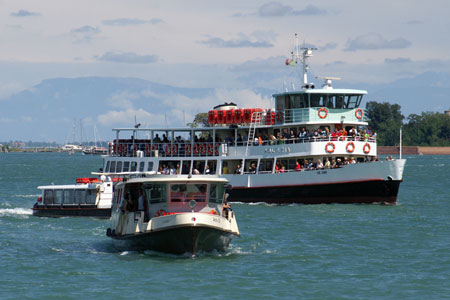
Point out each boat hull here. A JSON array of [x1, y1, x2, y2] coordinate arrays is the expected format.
[[230, 179, 401, 204], [109, 225, 234, 254], [32, 204, 111, 218]]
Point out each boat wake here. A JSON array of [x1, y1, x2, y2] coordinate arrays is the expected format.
[[0, 207, 33, 217]]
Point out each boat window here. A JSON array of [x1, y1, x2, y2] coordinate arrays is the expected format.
[[123, 161, 130, 172], [205, 160, 217, 175], [158, 161, 180, 174], [222, 159, 243, 175], [130, 161, 137, 172], [335, 95, 345, 108], [86, 189, 96, 204], [346, 95, 360, 109], [110, 161, 116, 174], [244, 160, 258, 174], [290, 94, 307, 108], [139, 162, 145, 172], [44, 190, 54, 205], [310, 94, 327, 107], [143, 183, 166, 204], [116, 161, 123, 173], [64, 190, 74, 204], [259, 159, 274, 174], [326, 95, 335, 108], [209, 183, 224, 203], [54, 190, 63, 204], [276, 96, 284, 110], [105, 161, 110, 173], [75, 190, 86, 204], [147, 162, 154, 172], [192, 160, 205, 175], [181, 161, 191, 174]]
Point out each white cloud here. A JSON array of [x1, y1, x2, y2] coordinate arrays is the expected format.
[[345, 33, 411, 51], [95, 51, 158, 64], [98, 108, 161, 127]]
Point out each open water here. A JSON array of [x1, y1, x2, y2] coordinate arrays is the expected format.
[[0, 152, 449, 299]]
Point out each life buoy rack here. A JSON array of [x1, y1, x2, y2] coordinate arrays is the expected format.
[[207, 144, 214, 156], [193, 144, 199, 155], [318, 107, 328, 119], [325, 142, 335, 153], [276, 112, 284, 123], [199, 144, 207, 156], [346, 142, 355, 153], [355, 108, 363, 120], [363, 143, 371, 154], [155, 209, 166, 217], [214, 144, 220, 155]]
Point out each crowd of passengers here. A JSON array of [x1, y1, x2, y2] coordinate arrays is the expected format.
[[116, 127, 376, 157]]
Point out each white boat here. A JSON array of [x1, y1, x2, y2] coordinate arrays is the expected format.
[[32, 176, 114, 218], [61, 144, 82, 152], [100, 37, 406, 204], [106, 175, 240, 254]]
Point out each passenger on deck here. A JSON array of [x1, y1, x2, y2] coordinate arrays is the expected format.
[[222, 162, 229, 174], [205, 164, 211, 175], [234, 164, 242, 174], [324, 157, 331, 169], [316, 160, 324, 169], [222, 199, 231, 219], [269, 133, 277, 145], [295, 161, 302, 171], [248, 163, 256, 174]]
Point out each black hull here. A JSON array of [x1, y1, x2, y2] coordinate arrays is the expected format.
[[32, 204, 111, 218], [109, 226, 234, 254], [229, 180, 402, 204]]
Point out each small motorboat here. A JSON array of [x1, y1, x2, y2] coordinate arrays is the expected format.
[[106, 175, 240, 254], [32, 176, 114, 218]]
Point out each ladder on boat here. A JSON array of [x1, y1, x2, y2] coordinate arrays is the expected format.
[[245, 111, 264, 156]]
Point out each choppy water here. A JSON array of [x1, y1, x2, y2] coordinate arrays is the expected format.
[[0, 153, 449, 299]]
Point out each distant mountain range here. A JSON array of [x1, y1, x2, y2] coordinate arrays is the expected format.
[[2, 72, 449, 142]]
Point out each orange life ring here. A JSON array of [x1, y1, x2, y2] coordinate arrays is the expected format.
[[185, 144, 192, 156], [276, 112, 284, 123], [363, 143, 371, 154], [155, 209, 166, 217], [346, 142, 355, 153], [172, 144, 178, 156], [164, 144, 171, 155], [214, 144, 220, 155], [355, 108, 363, 120], [199, 144, 207, 156], [207, 143, 214, 156], [145, 144, 151, 156], [318, 107, 328, 119], [325, 142, 335, 153], [193, 144, 199, 155]]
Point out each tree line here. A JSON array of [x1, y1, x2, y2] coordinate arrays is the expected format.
[[365, 101, 450, 146]]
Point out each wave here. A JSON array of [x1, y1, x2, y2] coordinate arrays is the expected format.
[[0, 207, 33, 216], [16, 194, 40, 198]]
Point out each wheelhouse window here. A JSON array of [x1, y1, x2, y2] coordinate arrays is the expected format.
[[105, 161, 110, 173], [44, 190, 54, 205], [110, 161, 116, 174], [143, 183, 166, 204], [123, 161, 130, 172], [139, 162, 145, 172], [169, 183, 208, 212], [209, 183, 224, 204], [290, 94, 308, 108], [147, 162, 154, 172], [116, 161, 123, 173], [130, 161, 137, 172]]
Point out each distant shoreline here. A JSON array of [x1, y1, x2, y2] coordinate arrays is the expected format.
[[378, 146, 450, 155]]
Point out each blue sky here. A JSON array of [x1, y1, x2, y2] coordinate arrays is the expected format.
[[1, 0, 450, 142]]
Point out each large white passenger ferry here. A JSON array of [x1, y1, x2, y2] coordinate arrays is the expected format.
[[100, 39, 406, 204]]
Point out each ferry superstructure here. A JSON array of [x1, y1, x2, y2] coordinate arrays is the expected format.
[[100, 38, 406, 204]]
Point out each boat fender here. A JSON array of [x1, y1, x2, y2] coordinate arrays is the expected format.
[[325, 142, 335, 153], [355, 108, 363, 120], [346, 142, 355, 153], [363, 143, 371, 154], [318, 107, 328, 119]]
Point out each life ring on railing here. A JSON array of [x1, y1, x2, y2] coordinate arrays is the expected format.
[[172, 144, 178, 156], [346, 142, 355, 153], [214, 144, 220, 155], [185, 144, 192, 156], [207, 144, 214, 155], [145, 144, 152, 156], [199, 144, 207, 156], [355, 108, 363, 120], [325, 142, 335, 153], [276, 112, 284, 123], [155, 209, 166, 217], [318, 107, 328, 119], [121, 144, 127, 156], [193, 144, 199, 155], [164, 144, 171, 156], [363, 143, 371, 154], [151, 144, 158, 152]]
